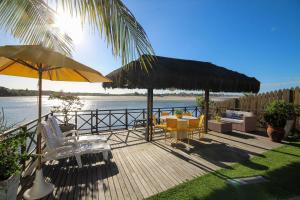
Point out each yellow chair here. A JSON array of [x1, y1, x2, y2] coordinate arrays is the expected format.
[[183, 112, 192, 116], [153, 115, 167, 133], [187, 115, 205, 143], [161, 111, 169, 116], [198, 115, 205, 138], [187, 118, 200, 143], [165, 118, 177, 143]]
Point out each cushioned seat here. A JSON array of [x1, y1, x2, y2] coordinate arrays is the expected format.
[[221, 118, 243, 124], [221, 110, 256, 132]]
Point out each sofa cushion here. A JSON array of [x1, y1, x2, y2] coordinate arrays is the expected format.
[[226, 110, 254, 118], [221, 117, 243, 124]]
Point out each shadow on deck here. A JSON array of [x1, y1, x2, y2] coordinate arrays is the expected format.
[[18, 129, 281, 200]]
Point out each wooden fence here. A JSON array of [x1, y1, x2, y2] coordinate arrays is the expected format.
[[215, 87, 300, 131]]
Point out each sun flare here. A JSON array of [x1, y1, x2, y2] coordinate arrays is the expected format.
[[54, 11, 84, 45]]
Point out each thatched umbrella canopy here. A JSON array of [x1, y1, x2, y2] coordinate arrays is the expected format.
[[103, 55, 260, 141], [103, 55, 260, 92]]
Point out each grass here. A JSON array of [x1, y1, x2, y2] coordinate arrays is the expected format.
[[148, 140, 300, 200]]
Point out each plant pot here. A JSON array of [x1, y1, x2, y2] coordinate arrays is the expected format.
[[176, 114, 182, 119], [0, 173, 20, 200], [267, 125, 285, 142], [59, 123, 75, 133], [284, 119, 294, 138]]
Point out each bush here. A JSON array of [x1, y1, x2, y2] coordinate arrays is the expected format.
[[0, 108, 27, 181], [175, 109, 183, 115], [0, 133, 27, 180], [196, 96, 215, 111], [264, 100, 296, 128]]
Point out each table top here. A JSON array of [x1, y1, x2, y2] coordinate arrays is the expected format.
[[160, 115, 197, 121]]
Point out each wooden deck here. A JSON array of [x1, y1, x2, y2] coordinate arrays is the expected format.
[[18, 129, 281, 200]]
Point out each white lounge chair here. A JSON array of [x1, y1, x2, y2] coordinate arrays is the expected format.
[[47, 116, 107, 146], [24, 123, 111, 177], [41, 122, 111, 167]]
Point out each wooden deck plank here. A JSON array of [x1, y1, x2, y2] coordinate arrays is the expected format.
[[124, 146, 163, 194], [109, 156, 125, 200], [113, 148, 142, 200], [118, 146, 152, 198], [18, 130, 280, 200], [95, 154, 106, 200]]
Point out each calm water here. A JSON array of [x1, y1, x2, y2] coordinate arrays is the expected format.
[[0, 96, 197, 125]]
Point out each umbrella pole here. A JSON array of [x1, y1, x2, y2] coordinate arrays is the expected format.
[[37, 66, 42, 169], [23, 65, 54, 200]]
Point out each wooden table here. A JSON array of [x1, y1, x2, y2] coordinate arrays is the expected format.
[[160, 115, 197, 139], [208, 120, 232, 133]]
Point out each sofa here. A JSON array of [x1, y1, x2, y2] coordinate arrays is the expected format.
[[221, 110, 256, 132]]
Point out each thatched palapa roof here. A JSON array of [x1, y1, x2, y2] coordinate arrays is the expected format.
[[103, 55, 260, 93]]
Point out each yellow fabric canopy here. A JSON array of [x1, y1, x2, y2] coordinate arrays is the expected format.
[[0, 45, 111, 186], [0, 45, 111, 82]]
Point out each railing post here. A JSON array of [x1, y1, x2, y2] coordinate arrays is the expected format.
[[125, 109, 128, 130], [96, 109, 99, 133], [158, 108, 161, 124], [109, 110, 112, 131], [21, 126, 27, 171], [75, 111, 77, 130], [91, 110, 93, 134], [142, 109, 146, 126]]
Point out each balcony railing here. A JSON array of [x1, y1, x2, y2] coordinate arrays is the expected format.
[[0, 105, 201, 175]]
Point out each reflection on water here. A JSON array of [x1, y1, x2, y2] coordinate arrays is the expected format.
[[0, 96, 197, 125]]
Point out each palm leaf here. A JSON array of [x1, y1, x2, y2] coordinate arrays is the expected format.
[[0, 0, 155, 69], [57, 0, 155, 69], [0, 0, 73, 55]]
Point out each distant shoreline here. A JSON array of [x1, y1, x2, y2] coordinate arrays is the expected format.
[[0, 95, 237, 102]]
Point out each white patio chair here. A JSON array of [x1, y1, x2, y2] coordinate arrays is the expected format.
[[47, 116, 107, 146], [24, 123, 111, 177], [41, 122, 83, 167]]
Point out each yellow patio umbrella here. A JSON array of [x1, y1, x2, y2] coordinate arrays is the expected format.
[[0, 45, 111, 199]]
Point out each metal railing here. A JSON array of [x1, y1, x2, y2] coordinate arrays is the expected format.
[[53, 106, 201, 133], [0, 105, 201, 174]]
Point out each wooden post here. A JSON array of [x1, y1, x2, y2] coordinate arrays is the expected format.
[[146, 88, 153, 141], [204, 89, 209, 134]]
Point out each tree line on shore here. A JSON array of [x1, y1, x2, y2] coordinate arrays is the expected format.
[[0, 86, 237, 97]]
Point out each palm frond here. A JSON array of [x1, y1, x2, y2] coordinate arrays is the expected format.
[[58, 0, 155, 69], [0, 0, 73, 55]]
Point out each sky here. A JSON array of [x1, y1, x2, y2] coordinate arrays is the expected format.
[[0, 0, 299, 94]]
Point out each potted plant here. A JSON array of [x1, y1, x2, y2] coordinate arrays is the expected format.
[[196, 96, 215, 116], [215, 115, 221, 122], [49, 92, 84, 132], [0, 109, 26, 200], [175, 109, 183, 119], [284, 103, 297, 138], [264, 100, 293, 142]]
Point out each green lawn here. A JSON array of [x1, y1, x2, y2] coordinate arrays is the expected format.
[[148, 140, 300, 200]]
